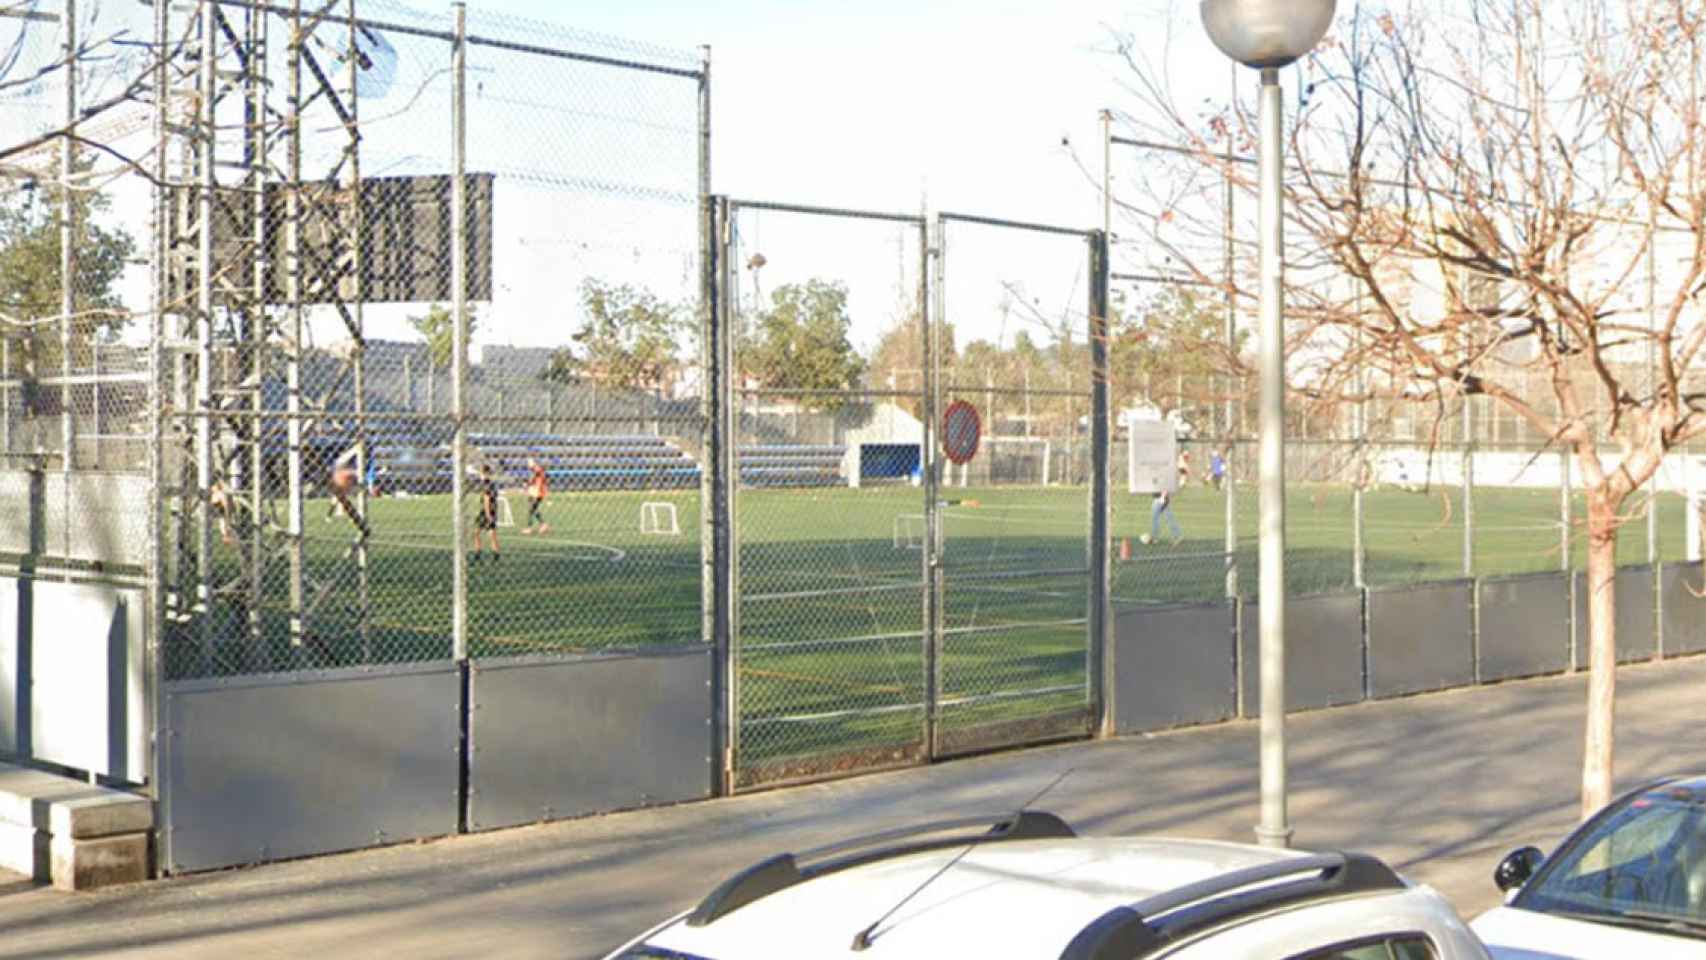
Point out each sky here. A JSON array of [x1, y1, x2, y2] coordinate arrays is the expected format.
[[0, 0, 1267, 359], [445, 0, 1236, 356]]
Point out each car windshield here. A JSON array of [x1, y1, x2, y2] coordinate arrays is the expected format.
[[1516, 785, 1706, 938]]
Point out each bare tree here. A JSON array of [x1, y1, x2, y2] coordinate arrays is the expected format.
[[1116, 0, 1706, 815]]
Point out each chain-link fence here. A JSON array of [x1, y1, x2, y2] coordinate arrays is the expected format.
[[1103, 128, 1704, 611]]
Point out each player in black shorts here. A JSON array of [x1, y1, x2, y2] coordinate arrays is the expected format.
[[471, 463, 502, 563]]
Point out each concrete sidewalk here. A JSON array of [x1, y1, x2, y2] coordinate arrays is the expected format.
[[1, 657, 1702, 959]]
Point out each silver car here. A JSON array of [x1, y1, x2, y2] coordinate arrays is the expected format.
[[605, 810, 1491, 959]]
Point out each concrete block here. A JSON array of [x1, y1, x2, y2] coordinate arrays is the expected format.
[[49, 793, 152, 839], [0, 818, 47, 879], [50, 832, 147, 891], [0, 762, 152, 837]]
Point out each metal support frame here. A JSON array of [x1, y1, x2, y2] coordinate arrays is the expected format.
[[154, 0, 370, 671]]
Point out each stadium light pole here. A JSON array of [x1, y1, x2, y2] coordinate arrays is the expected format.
[[1200, 0, 1336, 850]]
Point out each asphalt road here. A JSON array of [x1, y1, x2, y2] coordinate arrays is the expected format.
[[2, 656, 1702, 959]]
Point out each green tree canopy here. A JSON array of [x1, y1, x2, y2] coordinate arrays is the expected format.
[[542, 279, 688, 392], [741, 279, 866, 409], [865, 312, 956, 417], [0, 173, 138, 382], [1108, 287, 1244, 420], [408, 302, 479, 370]]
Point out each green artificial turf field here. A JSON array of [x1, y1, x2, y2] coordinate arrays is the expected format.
[[171, 479, 1688, 776]]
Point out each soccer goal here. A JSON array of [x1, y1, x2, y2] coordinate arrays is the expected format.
[[641, 501, 681, 536], [892, 513, 926, 551], [496, 494, 516, 528]]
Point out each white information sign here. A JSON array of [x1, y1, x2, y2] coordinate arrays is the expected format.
[[1127, 420, 1179, 495]]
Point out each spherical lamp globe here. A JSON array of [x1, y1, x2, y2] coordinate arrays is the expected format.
[[1200, 0, 1337, 69]]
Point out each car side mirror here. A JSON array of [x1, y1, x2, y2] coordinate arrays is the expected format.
[[1495, 846, 1545, 892]]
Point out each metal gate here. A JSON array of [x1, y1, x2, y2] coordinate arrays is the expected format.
[[722, 200, 933, 788], [717, 200, 1108, 786], [931, 214, 1107, 756]]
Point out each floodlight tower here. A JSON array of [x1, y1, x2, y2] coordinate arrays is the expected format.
[[165, 0, 370, 671]]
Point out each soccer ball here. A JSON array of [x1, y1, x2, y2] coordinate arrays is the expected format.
[[1138, 534, 1153, 545]]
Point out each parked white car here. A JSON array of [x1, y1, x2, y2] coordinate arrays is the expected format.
[[604, 811, 1491, 959], [1473, 774, 1706, 959]]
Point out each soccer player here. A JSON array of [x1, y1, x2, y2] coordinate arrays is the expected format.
[[522, 455, 550, 535], [471, 463, 502, 563], [210, 478, 237, 545], [325, 444, 360, 523]]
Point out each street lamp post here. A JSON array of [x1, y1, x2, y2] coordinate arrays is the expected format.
[[1200, 0, 1336, 850]]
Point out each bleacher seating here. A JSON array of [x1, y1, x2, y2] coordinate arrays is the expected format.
[[364, 432, 849, 493], [475, 433, 700, 490], [738, 444, 845, 487], [372, 432, 703, 493]]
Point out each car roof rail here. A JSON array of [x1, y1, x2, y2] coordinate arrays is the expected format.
[[684, 809, 1075, 928], [1058, 852, 1405, 960]]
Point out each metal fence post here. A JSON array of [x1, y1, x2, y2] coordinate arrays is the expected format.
[[696, 43, 730, 794], [1463, 392, 1475, 578], [1562, 448, 1574, 670], [449, 0, 471, 832], [720, 198, 740, 788], [59, 0, 77, 500], [146, 0, 170, 856], [1088, 229, 1112, 736], [927, 215, 947, 758], [1352, 291, 1365, 590], [195, 0, 216, 657], [450, 2, 468, 665], [285, 0, 307, 651], [1223, 101, 1239, 600], [921, 215, 940, 759], [702, 194, 728, 793]]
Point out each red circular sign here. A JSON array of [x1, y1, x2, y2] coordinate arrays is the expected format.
[[942, 400, 982, 465]]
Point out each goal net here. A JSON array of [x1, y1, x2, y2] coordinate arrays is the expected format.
[[641, 501, 681, 536], [892, 513, 926, 551], [497, 494, 516, 528]]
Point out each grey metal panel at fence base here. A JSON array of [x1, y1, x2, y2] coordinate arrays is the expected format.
[[1477, 572, 1571, 683], [1112, 600, 1235, 734], [467, 648, 714, 832], [0, 577, 23, 757], [1661, 563, 1706, 657], [1238, 592, 1363, 717], [1366, 580, 1474, 699], [0, 577, 146, 781], [1573, 567, 1657, 669], [162, 663, 460, 873]]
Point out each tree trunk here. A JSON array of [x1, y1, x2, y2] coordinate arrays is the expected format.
[[1581, 491, 1618, 818]]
